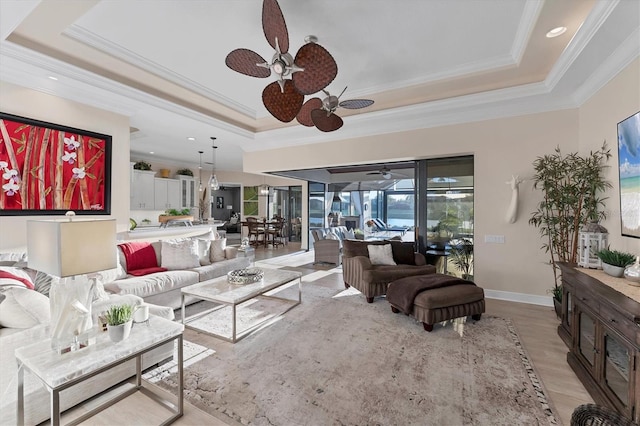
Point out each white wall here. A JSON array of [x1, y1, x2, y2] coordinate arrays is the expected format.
[[245, 58, 640, 301], [0, 81, 130, 250]]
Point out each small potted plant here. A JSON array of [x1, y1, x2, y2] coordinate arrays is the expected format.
[[133, 161, 152, 171], [105, 304, 134, 343], [596, 248, 636, 277], [176, 168, 194, 177]]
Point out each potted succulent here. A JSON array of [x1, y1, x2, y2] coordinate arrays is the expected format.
[[529, 142, 611, 315], [176, 168, 194, 177], [133, 161, 152, 171], [105, 304, 134, 343], [596, 248, 636, 277]]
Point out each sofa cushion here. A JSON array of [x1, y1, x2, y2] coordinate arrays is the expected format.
[[0, 287, 50, 328], [192, 256, 252, 281], [389, 241, 417, 265], [102, 270, 199, 299], [196, 239, 212, 266], [210, 238, 227, 262], [161, 240, 200, 270], [367, 244, 396, 266], [343, 239, 387, 258], [362, 265, 437, 285]]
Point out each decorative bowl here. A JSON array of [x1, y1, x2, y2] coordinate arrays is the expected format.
[[227, 268, 264, 285]]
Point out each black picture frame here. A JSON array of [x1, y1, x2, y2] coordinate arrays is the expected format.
[[0, 112, 112, 216]]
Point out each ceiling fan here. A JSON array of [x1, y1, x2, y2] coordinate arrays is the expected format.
[[366, 165, 412, 180], [225, 0, 338, 123], [296, 87, 374, 132]]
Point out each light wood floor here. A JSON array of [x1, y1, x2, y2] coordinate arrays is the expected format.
[[58, 246, 592, 426]]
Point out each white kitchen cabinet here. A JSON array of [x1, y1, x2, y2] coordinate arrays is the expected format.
[[130, 170, 156, 210], [154, 178, 180, 210], [178, 175, 198, 210]]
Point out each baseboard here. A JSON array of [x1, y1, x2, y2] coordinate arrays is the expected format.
[[484, 289, 553, 307]]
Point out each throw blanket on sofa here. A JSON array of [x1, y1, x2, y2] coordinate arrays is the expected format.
[[386, 274, 475, 314], [119, 242, 167, 275]]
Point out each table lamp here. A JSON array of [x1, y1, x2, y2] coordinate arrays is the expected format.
[[27, 213, 116, 353]]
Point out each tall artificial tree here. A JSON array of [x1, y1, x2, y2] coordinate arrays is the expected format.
[[529, 142, 611, 299]]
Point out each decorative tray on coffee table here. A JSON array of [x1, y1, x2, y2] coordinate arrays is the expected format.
[[227, 268, 264, 285]]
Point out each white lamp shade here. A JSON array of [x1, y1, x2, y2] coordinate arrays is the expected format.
[[27, 219, 117, 277]]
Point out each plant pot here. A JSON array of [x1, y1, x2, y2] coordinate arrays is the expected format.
[[158, 214, 194, 223], [553, 298, 561, 319], [159, 168, 170, 178], [602, 262, 625, 278], [107, 320, 133, 343]]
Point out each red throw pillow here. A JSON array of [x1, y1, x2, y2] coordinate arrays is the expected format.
[[128, 266, 168, 277], [118, 242, 158, 272], [0, 270, 35, 290]]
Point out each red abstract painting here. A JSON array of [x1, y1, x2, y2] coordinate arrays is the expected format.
[[0, 113, 111, 215]]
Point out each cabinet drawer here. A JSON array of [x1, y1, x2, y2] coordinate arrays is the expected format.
[[600, 302, 639, 346], [575, 292, 600, 313]]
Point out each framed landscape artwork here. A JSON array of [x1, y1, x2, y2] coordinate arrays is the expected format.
[[617, 111, 640, 238], [0, 112, 112, 215]]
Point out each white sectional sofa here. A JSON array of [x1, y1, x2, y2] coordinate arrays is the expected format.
[[0, 227, 250, 425], [103, 228, 251, 309]]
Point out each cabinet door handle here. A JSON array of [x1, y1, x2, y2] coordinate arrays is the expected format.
[[610, 318, 617, 323]]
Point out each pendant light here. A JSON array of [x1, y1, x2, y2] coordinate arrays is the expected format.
[[209, 137, 219, 191], [197, 150, 204, 192]]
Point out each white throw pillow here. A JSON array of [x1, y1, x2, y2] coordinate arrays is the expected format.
[[210, 238, 227, 262], [0, 287, 50, 328], [367, 244, 397, 266], [345, 229, 356, 240], [197, 239, 212, 266], [161, 240, 200, 270], [225, 246, 238, 259], [326, 231, 340, 240]]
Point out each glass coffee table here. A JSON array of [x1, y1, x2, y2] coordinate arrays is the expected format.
[[181, 269, 302, 343]]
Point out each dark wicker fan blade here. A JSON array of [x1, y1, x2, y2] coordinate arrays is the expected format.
[[263, 80, 304, 123], [263, 0, 289, 53], [339, 99, 374, 109], [296, 98, 322, 127], [311, 109, 343, 132], [292, 43, 338, 95], [226, 49, 271, 78]]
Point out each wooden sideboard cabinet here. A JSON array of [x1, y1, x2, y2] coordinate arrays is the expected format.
[[557, 262, 640, 423]]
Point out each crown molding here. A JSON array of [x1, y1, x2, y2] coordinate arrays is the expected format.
[[64, 24, 259, 120], [545, 0, 620, 91], [510, 0, 544, 65], [0, 41, 255, 139], [572, 27, 640, 106]]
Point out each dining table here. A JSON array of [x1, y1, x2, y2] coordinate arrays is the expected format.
[[240, 219, 283, 248]]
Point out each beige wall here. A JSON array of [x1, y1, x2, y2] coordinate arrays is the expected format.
[[245, 58, 640, 301], [0, 81, 131, 250], [578, 58, 640, 256]]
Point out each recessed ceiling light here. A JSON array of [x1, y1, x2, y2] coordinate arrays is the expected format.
[[149, 151, 154, 154], [546, 26, 567, 38], [187, 137, 195, 141], [48, 76, 58, 80]]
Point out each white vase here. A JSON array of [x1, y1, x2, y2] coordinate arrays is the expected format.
[[602, 262, 625, 278], [107, 320, 133, 343]]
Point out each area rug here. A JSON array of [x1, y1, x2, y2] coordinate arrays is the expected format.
[[158, 285, 557, 425]]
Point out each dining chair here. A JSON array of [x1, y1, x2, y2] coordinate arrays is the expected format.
[[266, 218, 285, 248], [247, 219, 265, 247]]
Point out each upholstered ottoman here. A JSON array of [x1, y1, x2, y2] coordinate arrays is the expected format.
[[387, 274, 485, 332]]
